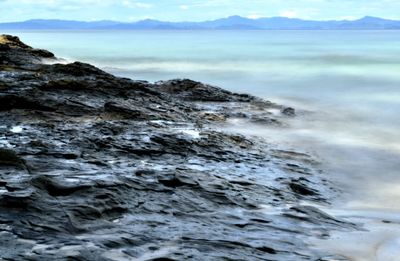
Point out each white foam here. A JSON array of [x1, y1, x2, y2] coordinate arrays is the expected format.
[[142, 136, 151, 143], [312, 222, 400, 261], [40, 57, 72, 65], [10, 126, 23, 133], [310, 206, 400, 261], [0, 139, 13, 148], [376, 236, 400, 261], [185, 164, 206, 171], [179, 129, 200, 139]]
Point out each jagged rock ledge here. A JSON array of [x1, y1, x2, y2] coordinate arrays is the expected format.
[[0, 35, 353, 261]]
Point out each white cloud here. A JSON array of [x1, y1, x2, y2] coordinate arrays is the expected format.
[[122, 0, 153, 8], [279, 10, 298, 18], [340, 16, 357, 20], [128, 15, 154, 21], [247, 14, 262, 19], [0, 0, 400, 23]]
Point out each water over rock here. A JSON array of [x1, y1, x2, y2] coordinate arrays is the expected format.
[[0, 34, 355, 261]]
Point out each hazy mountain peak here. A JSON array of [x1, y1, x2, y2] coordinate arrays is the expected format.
[[0, 16, 399, 30], [358, 16, 387, 21], [226, 15, 246, 19]]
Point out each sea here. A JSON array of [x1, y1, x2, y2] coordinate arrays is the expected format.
[[6, 30, 400, 260]]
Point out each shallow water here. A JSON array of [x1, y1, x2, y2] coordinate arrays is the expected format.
[[4, 30, 400, 260]]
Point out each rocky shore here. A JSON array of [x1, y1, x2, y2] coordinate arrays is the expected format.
[[0, 35, 355, 261]]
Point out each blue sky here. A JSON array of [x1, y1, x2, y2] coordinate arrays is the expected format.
[[0, 0, 399, 22]]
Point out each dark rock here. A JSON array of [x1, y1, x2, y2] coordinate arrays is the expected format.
[[0, 34, 55, 64], [0, 35, 353, 261], [104, 101, 146, 119], [48, 62, 112, 77], [155, 79, 256, 102], [0, 35, 32, 49], [40, 79, 91, 91], [282, 107, 296, 116], [289, 180, 318, 196], [0, 95, 55, 112], [0, 148, 24, 167], [30, 48, 55, 58], [256, 246, 277, 254], [31, 175, 92, 197]]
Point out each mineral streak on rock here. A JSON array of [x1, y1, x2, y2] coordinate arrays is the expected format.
[[0, 35, 354, 260]]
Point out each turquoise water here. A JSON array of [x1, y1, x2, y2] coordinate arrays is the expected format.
[[9, 30, 400, 105], [10, 30, 400, 130], [9, 29, 400, 186], [5, 31, 400, 258], [7, 31, 399, 163]]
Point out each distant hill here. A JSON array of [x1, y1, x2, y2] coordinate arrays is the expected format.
[[1, 16, 400, 30]]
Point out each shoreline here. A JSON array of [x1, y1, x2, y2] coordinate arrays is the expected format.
[[0, 34, 369, 260]]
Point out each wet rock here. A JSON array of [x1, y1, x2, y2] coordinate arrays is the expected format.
[[155, 79, 256, 102], [0, 95, 55, 112], [0, 35, 32, 49], [317, 255, 351, 261], [48, 62, 112, 77], [289, 179, 319, 197], [284, 205, 358, 230], [282, 107, 296, 116], [31, 175, 92, 197], [104, 101, 149, 120], [251, 116, 281, 125], [0, 35, 55, 66], [0, 148, 25, 168], [0, 35, 353, 261], [199, 112, 227, 122], [40, 79, 92, 91]]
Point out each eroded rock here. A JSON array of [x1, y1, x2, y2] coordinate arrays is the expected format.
[[0, 35, 354, 261]]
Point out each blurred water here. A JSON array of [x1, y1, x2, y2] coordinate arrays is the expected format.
[[5, 30, 400, 260]]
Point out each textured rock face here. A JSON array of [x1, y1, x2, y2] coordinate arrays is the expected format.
[[0, 35, 353, 261], [154, 79, 256, 102], [0, 35, 54, 66]]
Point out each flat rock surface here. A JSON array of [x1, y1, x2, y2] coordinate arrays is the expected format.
[[0, 35, 355, 261]]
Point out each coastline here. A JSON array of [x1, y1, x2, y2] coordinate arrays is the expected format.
[[0, 34, 361, 260]]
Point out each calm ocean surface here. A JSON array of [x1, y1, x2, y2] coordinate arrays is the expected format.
[[6, 30, 400, 259]]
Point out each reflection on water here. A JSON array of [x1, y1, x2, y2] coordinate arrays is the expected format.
[[5, 30, 400, 260]]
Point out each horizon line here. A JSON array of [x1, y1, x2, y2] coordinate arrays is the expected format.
[[1, 15, 398, 24]]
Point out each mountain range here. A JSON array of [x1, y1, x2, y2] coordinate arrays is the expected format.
[[1, 16, 400, 30]]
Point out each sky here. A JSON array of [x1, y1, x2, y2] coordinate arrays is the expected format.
[[0, 0, 399, 22]]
